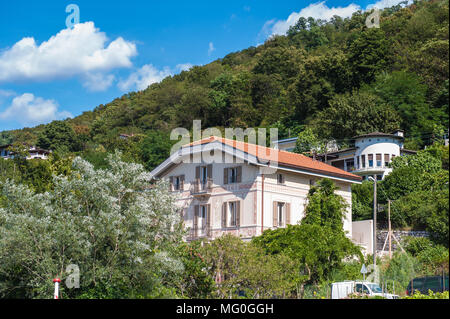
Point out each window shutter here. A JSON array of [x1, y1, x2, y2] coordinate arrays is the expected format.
[[207, 164, 212, 179], [286, 203, 291, 225], [222, 202, 227, 228], [180, 175, 185, 190], [195, 166, 200, 179], [236, 201, 241, 227], [206, 204, 211, 236], [224, 168, 228, 185], [169, 176, 174, 191], [236, 166, 242, 183], [194, 205, 199, 237], [273, 201, 278, 227]]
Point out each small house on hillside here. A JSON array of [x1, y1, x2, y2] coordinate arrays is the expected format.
[[0, 144, 51, 160]]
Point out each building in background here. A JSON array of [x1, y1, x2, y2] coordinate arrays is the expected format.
[[0, 144, 51, 160], [274, 130, 417, 181]]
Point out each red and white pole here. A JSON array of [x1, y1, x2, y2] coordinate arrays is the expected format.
[[53, 278, 61, 299]]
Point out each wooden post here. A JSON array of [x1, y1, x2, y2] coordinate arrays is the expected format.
[[373, 175, 377, 268], [388, 199, 392, 259]]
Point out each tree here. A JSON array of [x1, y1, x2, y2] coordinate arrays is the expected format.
[[37, 121, 81, 153], [366, 71, 445, 139], [138, 131, 175, 172], [312, 90, 402, 139], [199, 235, 300, 298], [348, 28, 392, 85], [254, 179, 362, 285], [293, 127, 325, 156], [0, 152, 183, 298]]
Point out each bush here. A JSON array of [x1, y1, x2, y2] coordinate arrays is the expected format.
[[403, 290, 449, 299]]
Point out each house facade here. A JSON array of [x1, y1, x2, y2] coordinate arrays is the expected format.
[[274, 130, 416, 181], [151, 136, 362, 242], [0, 144, 51, 160]]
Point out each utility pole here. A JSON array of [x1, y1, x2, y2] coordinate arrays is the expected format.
[[373, 174, 377, 268], [388, 199, 392, 259]]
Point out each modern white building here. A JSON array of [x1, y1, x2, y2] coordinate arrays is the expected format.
[[274, 130, 416, 181], [151, 136, 362, 241], [0, 144, 51, 160]]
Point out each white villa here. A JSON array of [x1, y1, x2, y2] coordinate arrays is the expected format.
[[151, 136, 362, 241], [274, 130, 416, 181], [0, 144, 51, 160]]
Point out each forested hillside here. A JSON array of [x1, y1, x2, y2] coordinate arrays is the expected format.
[[1, 0, 448, 166]]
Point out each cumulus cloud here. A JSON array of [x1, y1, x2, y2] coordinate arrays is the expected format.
[[0, 22, 137, 82], [118, 64, 172, 91], [367, 0, 412, 9], [208, 42, 215, 55], [176, 63, 193, 72], [266, 2, 361, 36], [0, 93, 72, 126], [262, 0, 410, 37], [82, 73, 115, 92]]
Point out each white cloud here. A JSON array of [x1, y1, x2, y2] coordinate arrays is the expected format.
[[0, 89, 15, 97], [262, 0, 410, 37], [267, 2, 361, 36], [118, 64, 172, 91], [118, 62, 193, 92], [208, 42, 215, 55], [176, 63, 193, 72], [367, 0, 412, 10], [0, 93, 72, 126], [82, 73, 115, 92], [0, 22, 137, 82]]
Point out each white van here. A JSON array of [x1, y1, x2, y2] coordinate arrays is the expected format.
[[331, 281, 399, 299]]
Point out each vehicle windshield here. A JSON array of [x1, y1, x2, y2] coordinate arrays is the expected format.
[[367, 283, 383, 293]]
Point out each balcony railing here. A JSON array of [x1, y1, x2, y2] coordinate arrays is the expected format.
[[192, 178, 213, 194], [187, 225, 211, 240]]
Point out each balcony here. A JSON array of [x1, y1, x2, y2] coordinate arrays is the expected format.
[[191, 178, 213, 197], [187, 225, 211, 241]]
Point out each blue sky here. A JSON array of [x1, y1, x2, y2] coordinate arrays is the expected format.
[[0, 0, 404, 131]]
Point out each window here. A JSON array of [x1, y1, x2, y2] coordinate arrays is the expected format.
[[228, 202, 237, 227], [376, 154, 382, 167], [345, 159, 354, 172], [173, 176, 181, 190], [356, 284, 370, 294], [356, 156, 360, 169], [309, 179, 315, 186], [277, 173, 285, 184], [361, 155, 366, 168], [194, 204, 210, 237], [170, 175, 184, 191], [196, 165, 212, 191], [199, 205, 207, 229], [368, 154, 373, 167], [200, 166, 208, 183], [224, 166, 241, 184], [277, 202, 285, 227], [228, 167, 238, 183], [384, 154, 390, 167]]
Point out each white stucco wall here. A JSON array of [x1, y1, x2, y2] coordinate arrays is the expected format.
[[159, 150, 355, 240]]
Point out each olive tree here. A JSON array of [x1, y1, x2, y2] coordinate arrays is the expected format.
[[0, 152, 183, 298]]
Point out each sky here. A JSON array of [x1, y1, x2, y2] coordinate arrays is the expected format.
[[0, 0, 407, 131]]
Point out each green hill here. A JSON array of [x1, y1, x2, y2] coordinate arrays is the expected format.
[[1, 0, 448, 158]]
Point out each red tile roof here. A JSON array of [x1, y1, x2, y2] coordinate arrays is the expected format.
[[185, 136, 362, 182]]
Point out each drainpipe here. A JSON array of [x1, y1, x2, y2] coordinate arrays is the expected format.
[[261, 173, 265, 235]]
